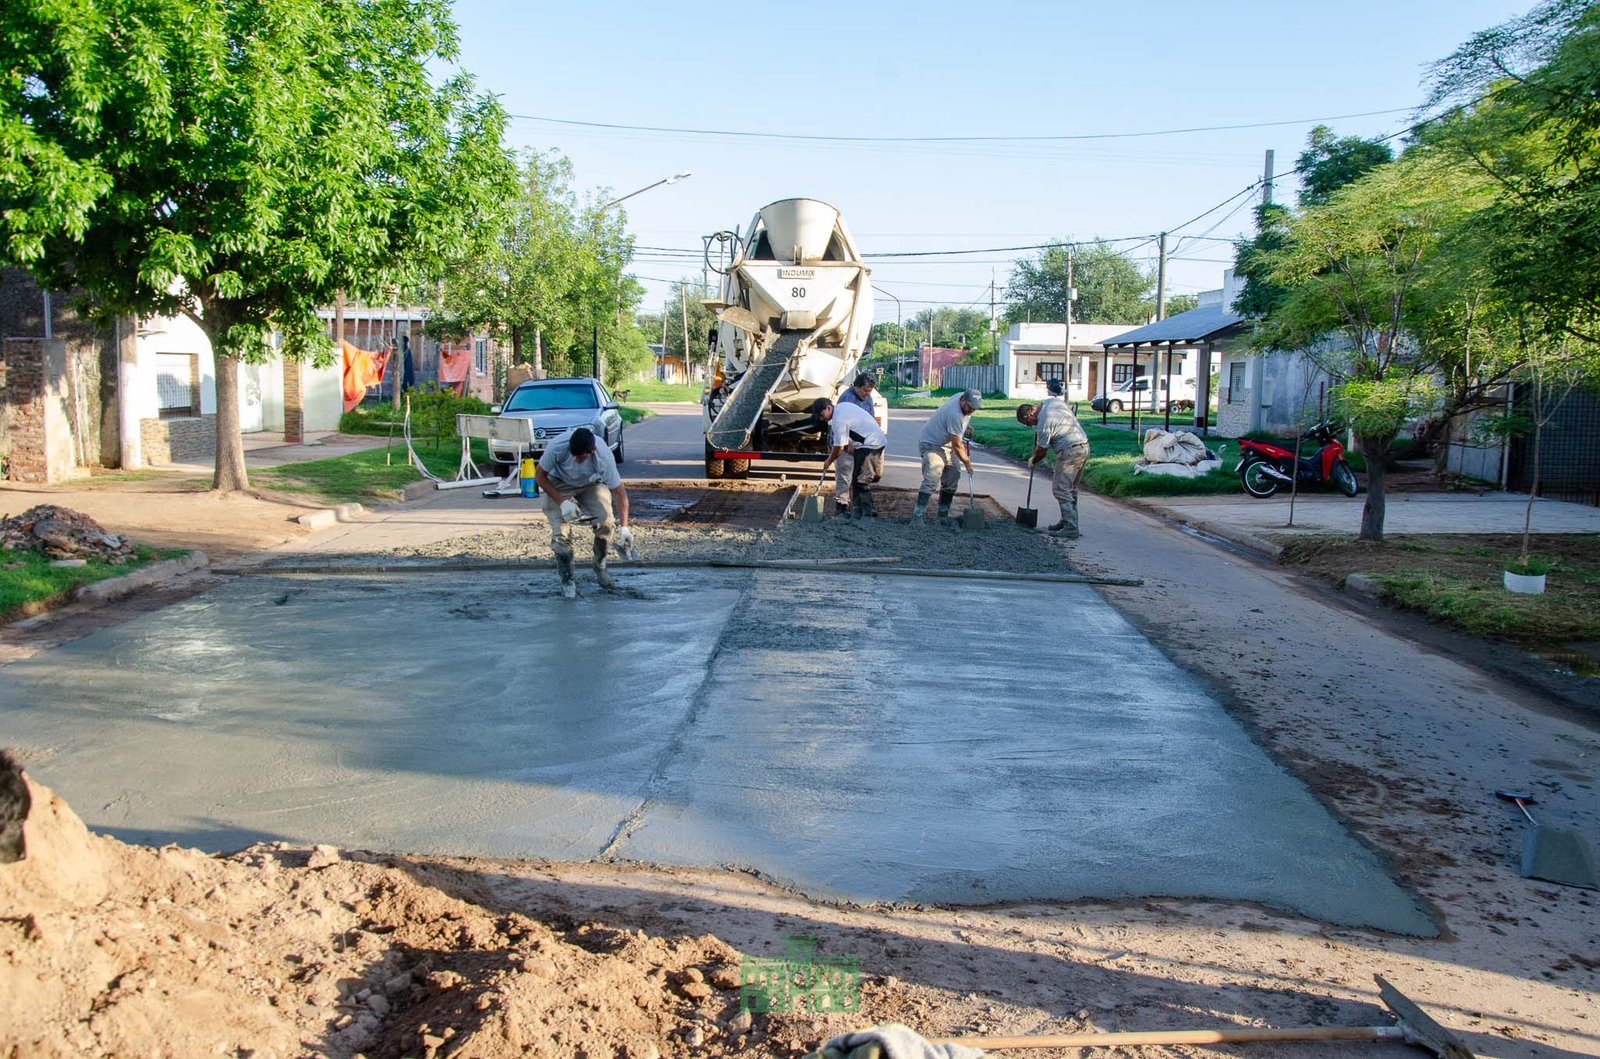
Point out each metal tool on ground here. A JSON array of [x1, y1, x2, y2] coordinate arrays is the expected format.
[[1016, 462, 1038, 529], [934, 975, 1474, 1058], [1495, 789, 1599, 889], [800, 467, 827, 522], [961, 469, 985, 531]]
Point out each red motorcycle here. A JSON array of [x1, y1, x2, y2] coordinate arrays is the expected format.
[[1235, 422, 1360, 499]]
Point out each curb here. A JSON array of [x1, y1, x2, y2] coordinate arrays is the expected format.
[[295, 503, 366, 530], [1117, 496, 1284, 560], [73, 550, 210, 605], [1343, 572, 1384, 600]]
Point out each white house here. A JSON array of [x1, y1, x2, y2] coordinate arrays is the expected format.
[[996, 322, 1142, 401]]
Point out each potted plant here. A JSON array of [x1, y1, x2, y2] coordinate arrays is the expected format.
[[1503, 554, 1551, 595]]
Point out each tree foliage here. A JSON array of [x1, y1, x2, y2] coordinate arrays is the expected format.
[[1294, 125, 1396, 207], [0, 0, 516, 490], [661, 279, 718, 370], [1005, 243, 1153, 325]]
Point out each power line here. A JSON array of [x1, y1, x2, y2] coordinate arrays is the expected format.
[[507, 106, 1415, 145]]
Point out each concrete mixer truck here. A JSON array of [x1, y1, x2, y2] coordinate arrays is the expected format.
[[699, 199, 874, 478]]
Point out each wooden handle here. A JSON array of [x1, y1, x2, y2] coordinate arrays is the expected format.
[[935, 1025, 1399, 1050]]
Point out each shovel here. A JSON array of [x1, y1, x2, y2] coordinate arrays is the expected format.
[[799, 466, 827, 523], [1016, 461, 1039, 529], [961, 468, 985, 531], [1495, 790, 1599, 890]]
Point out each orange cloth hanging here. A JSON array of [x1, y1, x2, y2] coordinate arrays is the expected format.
[[341, 340, 389, 412], [438, 349, 472, 397]]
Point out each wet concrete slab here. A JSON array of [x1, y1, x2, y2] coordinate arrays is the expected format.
[[0, 568, 1433, 934]]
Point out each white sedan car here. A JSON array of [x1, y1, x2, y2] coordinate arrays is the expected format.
[[489, 378, 624, 474]]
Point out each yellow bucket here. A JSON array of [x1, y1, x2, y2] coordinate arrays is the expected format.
[[520, 457, 538, 497]]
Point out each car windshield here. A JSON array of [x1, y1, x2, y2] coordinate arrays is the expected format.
[[504, 383, 599, 413]]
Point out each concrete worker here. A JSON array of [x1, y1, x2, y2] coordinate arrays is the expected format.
[[914, 388, 982, 522], [832, 373, 880, 512], [533, 426, 631, 598], [1017, 396, 1090, 538], [812, 397, 887, 518]]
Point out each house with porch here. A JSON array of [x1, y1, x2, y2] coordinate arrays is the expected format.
[[996, 322, 1142, 401]]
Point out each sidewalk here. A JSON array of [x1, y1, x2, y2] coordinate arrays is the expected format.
[[1133, 490, 1600, 540], [156, 431, 390, 473]]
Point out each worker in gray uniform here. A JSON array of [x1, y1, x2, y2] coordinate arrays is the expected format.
[[914, 388, 982, 522], [1016, 392, 1090, 537], [533, 427, 631, 598], [811, 397, 887, 518]]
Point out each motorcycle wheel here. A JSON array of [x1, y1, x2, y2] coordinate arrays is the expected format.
[[1240, 460, 1280, 498], [1332, 459, 1359, 497]]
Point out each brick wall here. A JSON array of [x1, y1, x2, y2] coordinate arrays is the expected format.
[[283, 358, 303, 443], [2, 341, 47, 480], [139, 415, 217, 464]]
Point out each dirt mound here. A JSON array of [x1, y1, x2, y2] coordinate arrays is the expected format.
[[0, 505, 136, 563], [0, 762, 778, 1059]]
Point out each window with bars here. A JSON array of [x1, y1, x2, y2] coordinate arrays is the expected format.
[[155, 353, 197, 417], [1112, 364, 1135, 384], [1227, 362, 1246, 404], [1036, 361, 1064, 383], [474, 338, 488, 375]]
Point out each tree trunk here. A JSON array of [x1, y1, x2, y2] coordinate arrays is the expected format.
[[212, 353, 250, 493], [1356, 433, 1391, 542]]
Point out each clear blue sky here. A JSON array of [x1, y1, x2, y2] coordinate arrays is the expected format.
[[450, 0, 1530, 327]]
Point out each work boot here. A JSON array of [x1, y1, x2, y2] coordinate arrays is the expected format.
[[937, 490, 955, 520], [1046, 520, 1080, 539], [555, 554, 577, 599], [593, 543, 617, 591], [854, 488, 875, 518], [911, 490, 930, 523]]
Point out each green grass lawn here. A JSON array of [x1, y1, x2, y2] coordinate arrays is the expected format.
[[1275, 534, 1600, 667], [255, 440, 490, 504], [614, 380, 701, 403], [619, 406, 651, 424], [0, 546, 177, 624]]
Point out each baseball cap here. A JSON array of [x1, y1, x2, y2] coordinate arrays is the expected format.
[[963, 388, 984, 409]]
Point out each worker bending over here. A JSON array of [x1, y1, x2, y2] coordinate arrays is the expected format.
[[914, 388, 982, 522], [812, 397, 887, 518], [1016, 392, 1090, 538], [832, 374, 886, 511], [534, 427, 632, 598]]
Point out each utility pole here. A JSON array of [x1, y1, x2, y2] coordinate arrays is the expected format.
[[989, 272, 997, 365], [1155, 232, 1168, 320], [679, 285, 691, 375], [1262, 149, 1276, 208], [1064, 249, 1074, 392]]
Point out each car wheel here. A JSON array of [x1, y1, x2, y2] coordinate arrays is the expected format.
[[1110, 400, 1124, 413], [705, 442, 725, 479], [727, 458, 750, 478], [613, 429, 624, 464]]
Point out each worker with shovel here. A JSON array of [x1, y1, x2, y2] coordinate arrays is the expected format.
[[1017, 383, 1090, 538], [812, 398, 887, 518], [832, 374, 885, 514], [914, 388, 982, 523], [533, 427, 632, 599]]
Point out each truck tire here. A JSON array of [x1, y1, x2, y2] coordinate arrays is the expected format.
[[705, 443, 726, 479], [727, 458, 751, 478]]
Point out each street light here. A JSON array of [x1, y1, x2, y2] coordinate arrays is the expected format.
[[872, 285, 903, 386], [602, 171, 692, 211], [592, 171, 693, 377]]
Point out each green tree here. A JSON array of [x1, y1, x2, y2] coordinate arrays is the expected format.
[[0, 0, 514, 491], [1427, 0, 1600, 344], [1005, 243, 1153, 325], [662, 279, 717, 371], [1257, 149, 1499, 540], [1294, 125, 1396, 207], [1164, 293, 1199, 315], [431, 151, 587, 389]]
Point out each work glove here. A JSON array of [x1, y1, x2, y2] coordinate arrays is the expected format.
[[559, 498, 581, 522], [615, 526, 638, 560]]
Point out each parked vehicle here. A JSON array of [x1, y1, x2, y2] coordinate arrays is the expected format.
[[1089, 376, 1184, 413], [1234, 422, 1359, 499], [700, 198, 874, 478], [489, 377, 623, 474]]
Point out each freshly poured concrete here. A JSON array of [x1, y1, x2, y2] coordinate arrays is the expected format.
[[0, 569, 1433, 934]]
